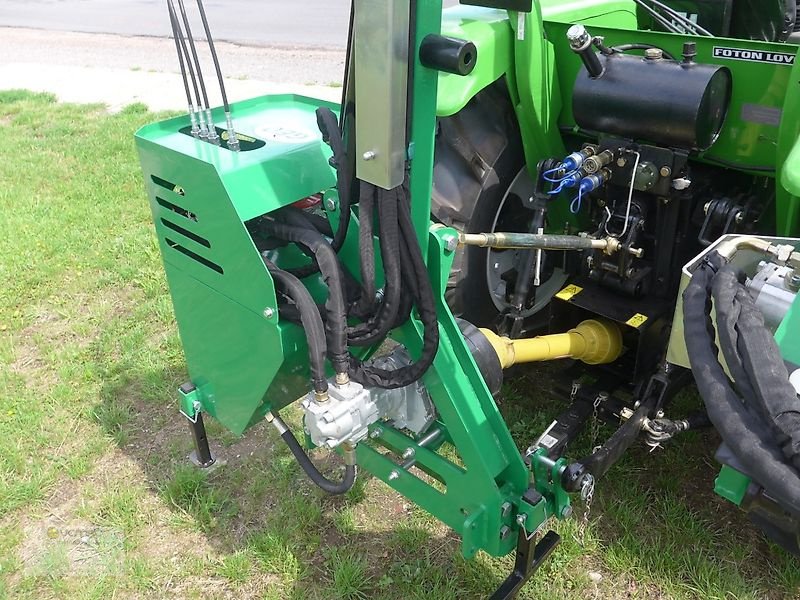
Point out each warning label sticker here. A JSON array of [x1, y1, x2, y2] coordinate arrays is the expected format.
[[712, 47, 796, 66], [555, 285, 583, 301], [626, 313, 649, 328]]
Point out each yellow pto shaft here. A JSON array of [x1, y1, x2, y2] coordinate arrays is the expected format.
[[479, 319, 623, 369]]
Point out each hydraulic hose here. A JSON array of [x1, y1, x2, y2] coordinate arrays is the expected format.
[[317, 108, 353, 254], [195, 0, 240, 149], [683, 253, 800, 515], [351, 184, 376, 318], [262, 221, 349, 375], [283, 109, 353, 281], [167, 0, 206, 134], [176, 0, 210, 110], [195, 0, 229, 112], [347, 188, 440, 389], [712, 265, 800, 468], [167, 0, 198, 133], [176, 0, 218, 142], [269, 412, 356, 495], [347, 183, 403, 346], [265, 261, 328, 395]]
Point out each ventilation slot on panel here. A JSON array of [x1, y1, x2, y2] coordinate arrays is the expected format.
[[165, 238, 223, 274], [161, 218, 210, 248], [157, 196, 197, 221], [151, 174, 185, 196]]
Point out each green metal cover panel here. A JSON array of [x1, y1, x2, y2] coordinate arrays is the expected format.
[[777, 46, 800, 235], [437, 7, 514, 117], [135, 95, 337, 435], [776, 294, 800, 366]]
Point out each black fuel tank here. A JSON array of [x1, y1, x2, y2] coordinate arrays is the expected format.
[[572, 52, 732, 151]]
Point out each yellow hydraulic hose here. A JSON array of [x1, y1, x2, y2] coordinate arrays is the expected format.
[[479, 319, 623, 369]]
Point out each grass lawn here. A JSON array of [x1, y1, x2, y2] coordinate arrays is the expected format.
[[0, 89, 798, 599]]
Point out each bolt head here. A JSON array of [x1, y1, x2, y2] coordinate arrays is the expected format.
[[560, 505, 573, 519], [617, 157, 627, 167], [660, 166, 672, 177], [444, 236, 458, 252], [362, 150, 376, 161], [388, 470, 400, 481], [324, 197, 337, 212], [263, 307, 275, 319], [369, 427, 382, 439], [493, 262, 501, 271], [402, 447, 415, 460]]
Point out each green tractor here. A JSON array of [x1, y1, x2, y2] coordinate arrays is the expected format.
[[136, 0, 800, 595]]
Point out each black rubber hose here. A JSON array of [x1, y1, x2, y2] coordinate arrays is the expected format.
[[713, 266, 800, 467], [167, 1, 194, 111], [316, 108, 353, 254], [176, 0, 211, 111], [348, 185, 403, 346], [263, 221, 349, 374], [348, 187, 440, 388], [283, 109, 353, 281], [275, 209, 355, 298], [265, 261, 328, 394], [711, 267, 761, 411], [277, 418, 356, 495], [274, 209, 363, 305], [195, 0, 230, 112], [611, 44, 676, 60], [350, 183, 377, 319], [168, 1, 203, 114], [289, 209, 334, 237], [683, 253, 800, 515]]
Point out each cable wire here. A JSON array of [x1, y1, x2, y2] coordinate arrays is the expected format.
[[176, 0, 219, 143], [168, 0, 207, 136], [605, 151, 640, 238], [570, 186, 584, 214], [195, 0, 239, 150], [167, 0, 200, 136]]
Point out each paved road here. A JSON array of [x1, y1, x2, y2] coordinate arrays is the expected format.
[[0, 0, 352, 48], [0, 0, 460, 111], [0, 0, 459, 48]]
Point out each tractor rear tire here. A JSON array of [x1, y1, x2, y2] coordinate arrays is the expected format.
[[431, 79, 565, 331]]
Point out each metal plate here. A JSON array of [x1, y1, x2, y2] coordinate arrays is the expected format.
[[354, 0, 410, 190]]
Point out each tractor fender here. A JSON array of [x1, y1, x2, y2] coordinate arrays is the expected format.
[[436, 6, 515, 118]]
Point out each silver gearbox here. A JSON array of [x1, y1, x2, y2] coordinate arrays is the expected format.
[[302, 381, 379, 449]]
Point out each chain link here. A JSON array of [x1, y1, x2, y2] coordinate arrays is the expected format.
[[590, 391, 607, 455], [580, 391, 607, 541], [578, 473, 596, 539]]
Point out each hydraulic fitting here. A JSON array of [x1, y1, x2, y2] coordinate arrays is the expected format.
[[561, 147, 596, 172], [583, 150, 614, 174], [341, 442, 358, 466]]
